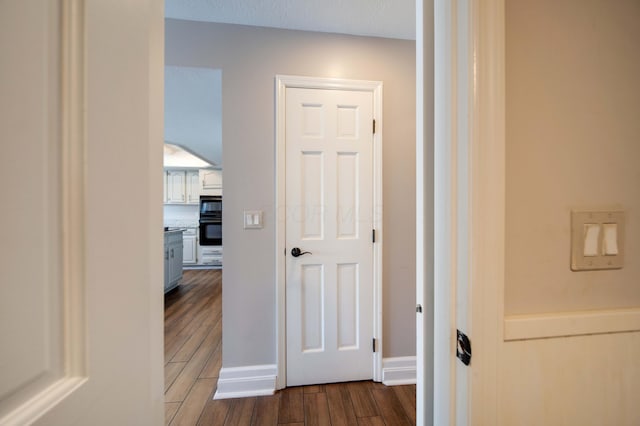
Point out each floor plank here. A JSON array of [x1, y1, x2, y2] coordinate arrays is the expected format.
[[165, 328, 215, 402], [393, 385, 417, 424], [357, 416, 386, 426], [325, 383, 358, 426], [224, 397, 257, 426], [371, 388, 412, 426], [165, 362, 186, 393], [278, 387, 304, 424], [303, 392, 331, 426], [347, 382, 379, 418], [169, 378, 216, 426], [251, 395, 280, 426], [197, 396, 231, 426], [165, 402, 181, 426]]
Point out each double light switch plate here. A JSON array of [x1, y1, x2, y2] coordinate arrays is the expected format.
[[571, 210, 625, 271]]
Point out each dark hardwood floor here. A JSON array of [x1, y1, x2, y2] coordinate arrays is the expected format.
[[164, 269, 416, 425]]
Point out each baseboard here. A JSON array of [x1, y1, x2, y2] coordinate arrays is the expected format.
[[381, 356, 416, 386], [213, 364, 277, 400], [504, 308, 640, 341]]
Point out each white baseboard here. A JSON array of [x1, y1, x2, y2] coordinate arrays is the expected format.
[[213, 364, 277, 400], [504, 308, 640, 341], [381, 356, 416, 386]]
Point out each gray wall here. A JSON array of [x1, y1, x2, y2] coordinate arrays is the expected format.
[[505, 0, 640, 314], [166, 20, 417, 366]]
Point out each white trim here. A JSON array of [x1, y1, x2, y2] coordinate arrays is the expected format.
[[432, 0, 505, 425], [415, 1, 435, 424], [275, 75, 384, 389], [382, 357, 417, 386], [61, 0, 88, 380], [504, 308, 640, 341], [433, 0, 458, 424], [468, 1, 505, 425], [0, 378, 87, 426], [214, 365, 277, 400]]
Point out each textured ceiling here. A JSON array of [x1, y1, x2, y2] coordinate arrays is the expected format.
[[165, 0, 416, 40]]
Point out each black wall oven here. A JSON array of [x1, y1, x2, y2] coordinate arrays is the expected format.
[[199, 195, 222, 246]]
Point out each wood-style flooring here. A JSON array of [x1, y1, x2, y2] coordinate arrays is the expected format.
[[164, 269, 416, 425]]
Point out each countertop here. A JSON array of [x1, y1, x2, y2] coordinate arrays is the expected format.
[[164, 228, 185, 234]]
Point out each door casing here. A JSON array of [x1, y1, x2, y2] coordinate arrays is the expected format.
[[275, 75, 383, 389], [421, 0, 505, 424]]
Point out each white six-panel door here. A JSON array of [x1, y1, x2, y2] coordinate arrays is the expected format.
[[285, 87, 374, 386]]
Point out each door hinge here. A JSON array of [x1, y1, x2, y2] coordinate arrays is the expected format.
[[373, 119, 376, 134], [372, 229, 376, 243], [372, 338, 377, 353]]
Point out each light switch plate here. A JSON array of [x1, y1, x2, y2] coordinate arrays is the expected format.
[[243, 210, 263, 229], [571, 210, 625, 271]]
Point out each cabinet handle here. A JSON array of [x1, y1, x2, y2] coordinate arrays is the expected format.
[[165, 250, 169, 260], [171, 248, 174, 258]]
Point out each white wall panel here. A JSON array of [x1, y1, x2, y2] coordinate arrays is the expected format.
[[500, 331, 640, 426]]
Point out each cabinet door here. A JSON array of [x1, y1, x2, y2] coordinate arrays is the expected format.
[[186, 170, 200, 204], [166, 170, 186, 203], [199, 169, 222, 196], [183, 233, 197, 264], [169, 239, 183, 284], [164, 247, 170, 292]]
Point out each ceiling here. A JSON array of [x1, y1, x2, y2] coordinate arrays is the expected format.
[[165, 66, 222, 167], [165, 0, 416, 40]]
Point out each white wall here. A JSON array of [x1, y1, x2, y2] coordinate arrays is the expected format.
[[501, 1, 640, 423], [166, 20, 417, 367]]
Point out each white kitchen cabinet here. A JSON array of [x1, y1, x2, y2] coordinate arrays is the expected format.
[[182, 228, 197, 265], [164, 230, 183, 292], [186, 170, 200, 204], [166, 170, 186, 203], [199, 168, 222, 196], [165, 170, 200, 204]]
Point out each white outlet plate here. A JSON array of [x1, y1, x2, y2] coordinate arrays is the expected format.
[[571, 210, 625, 271]]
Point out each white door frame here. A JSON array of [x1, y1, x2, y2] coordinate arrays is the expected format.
[[418, 0, 505, 424], [275, 75, 384, 389]]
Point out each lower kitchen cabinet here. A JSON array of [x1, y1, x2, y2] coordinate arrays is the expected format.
[[182, 228, 197, 265], [164, 230, 183, 292]]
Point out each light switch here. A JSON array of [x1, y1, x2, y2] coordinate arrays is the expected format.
[[582, 224, 600, 257], [571, 210, 624, 271], [244, 210, 263, 229], [602, 223, 618, 256]]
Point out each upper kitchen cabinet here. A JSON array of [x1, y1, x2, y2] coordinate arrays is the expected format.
[[165, 169, 200, 204], [200, 169, 223, 196]]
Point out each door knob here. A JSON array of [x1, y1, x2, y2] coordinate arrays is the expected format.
[[291, 247, 312, 257]]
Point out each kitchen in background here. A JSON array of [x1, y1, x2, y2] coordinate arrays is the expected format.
[[163, 66, 223, 293]]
